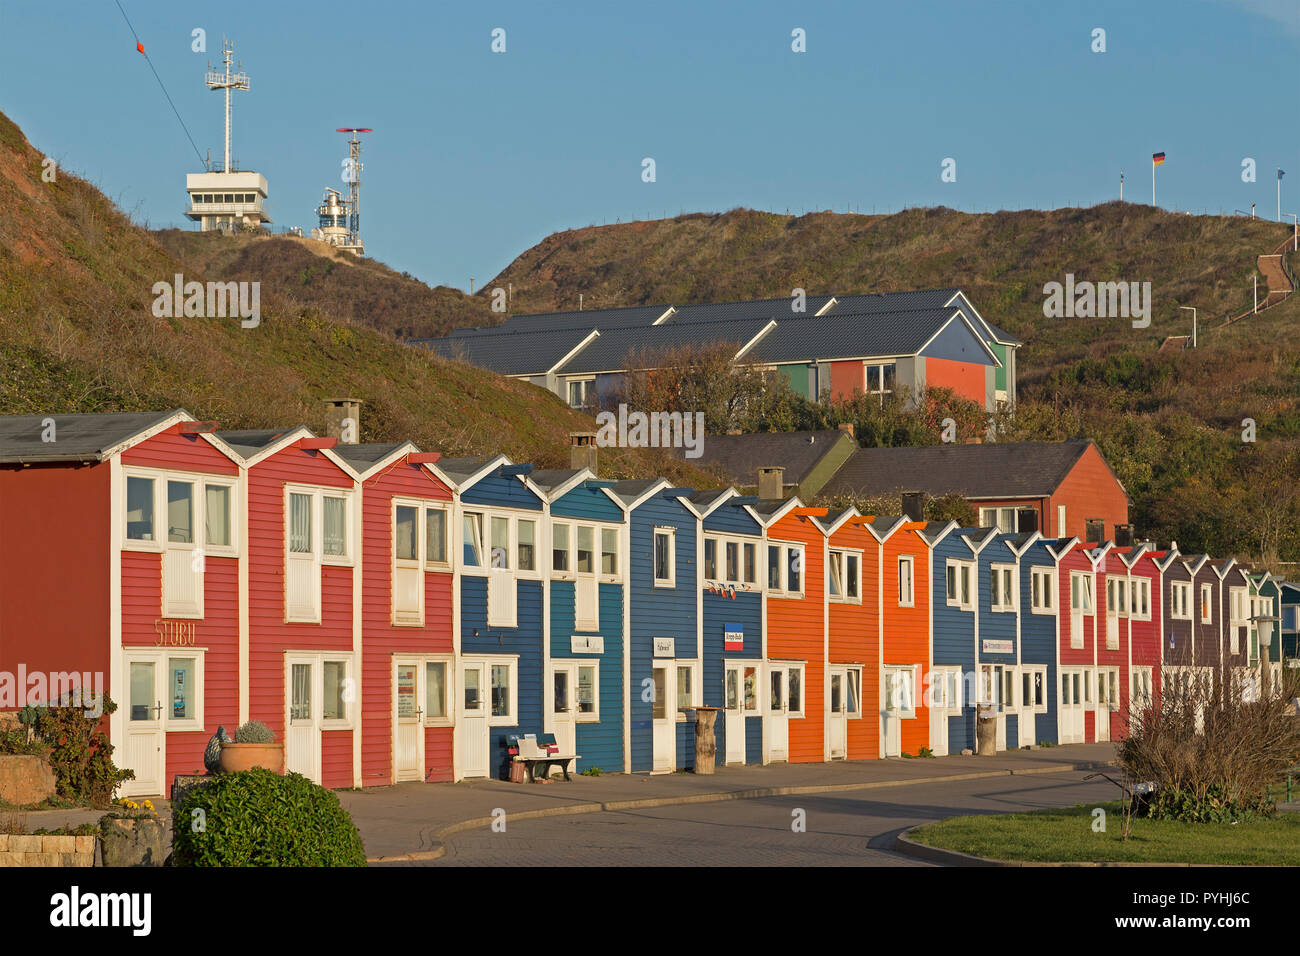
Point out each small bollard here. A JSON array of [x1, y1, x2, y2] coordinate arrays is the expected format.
[[976, 703, 998, 756], [690, 706, 722, 774]]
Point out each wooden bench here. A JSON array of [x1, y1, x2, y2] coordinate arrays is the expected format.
[[510, 733, 580, 782]]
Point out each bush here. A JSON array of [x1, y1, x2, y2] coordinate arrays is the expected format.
[[234, 720, 275, 744], [26, 694, 132, 806], [1118, 667, 1300, 823], [172, 767, 366, 866]]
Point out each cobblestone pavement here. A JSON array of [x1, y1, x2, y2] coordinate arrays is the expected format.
[[399, 771, 1116, 866]]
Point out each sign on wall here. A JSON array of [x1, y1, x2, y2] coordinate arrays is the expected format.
[[981, 639, 1014, 654], [154, 619, 197, 647], [723, 623, 744, 651], [653, 637, 675, 658], [571, 635, 605, 654]]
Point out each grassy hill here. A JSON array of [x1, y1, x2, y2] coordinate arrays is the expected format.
[[483, 207, 1300, 563], [152, 229, 490, 339], [0, 110, 709, 484]]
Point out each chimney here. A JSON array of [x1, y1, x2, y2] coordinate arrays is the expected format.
[[1085, 518, 1105, 545], [1016, 507, 1038, 534], [758, 466, 785, 500], [837, 422, 855, 439], [901, 491, 926, 522], [570, 432, 598, 473], [324, 398, 363, 444], [1114, 523, 1134, 548]]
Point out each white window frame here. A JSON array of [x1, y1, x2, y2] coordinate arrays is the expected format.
[[286, 650, 357, 731], [486, 656, 519, 726], [127, 647, 207, 733], [391, 497, 443, 627], [1200, 583, 1214, 624], [122, 466, 239, 558], [764, 540, 805, 598], [884, 665, 917, 719], [1170, 581, 1192, 620], [674, 659, 700, 721], [767, 661, 806, 719], [420, 655, 455, 727], [284, 483, 355, 567], [946, 559, 975, 611], [979, 506, 1018, 534], [838, 665, 863, 719], [549, 658, 601, 725], [828, 548, 863, 604], [551, 519, 621, 584], [566, 376, 595, 409], [1070, 571, 1095, 613], [1030, 566, 1056, 614], [1020, 665, 1048, 715], [463, 509, 543, 580], [652, 526, 676, 588], [990, 563, 1016, 612], [1129, 577, 1151, 621], [864, 361, 896, 405], [898, 555, 915, 607], [928, 665, 964, 712], [704, 532, 764, 590]]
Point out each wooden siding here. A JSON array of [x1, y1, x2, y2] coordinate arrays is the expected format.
[[1019, 541, 1059, 746], [359, 458, 454, 787], [765, 511, 826, 763], [882, 525, 930, 756], [1045, 444, 1129, 541], [828, 519, 878, 760], [924, 356, 987, 406]]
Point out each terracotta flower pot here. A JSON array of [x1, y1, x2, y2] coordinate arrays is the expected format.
[[218, 742, 284, 774]]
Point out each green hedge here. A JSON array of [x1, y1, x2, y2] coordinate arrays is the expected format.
[[172, 767, 366, 866]]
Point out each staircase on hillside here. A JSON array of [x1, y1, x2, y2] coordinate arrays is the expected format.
[[1216, 234, 1297, 328]]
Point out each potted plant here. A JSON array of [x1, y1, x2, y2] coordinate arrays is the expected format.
[[218, 720, 284, 774]]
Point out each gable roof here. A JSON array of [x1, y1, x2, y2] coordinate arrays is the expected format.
[[412, 326, 598, 377], [744, 308, 999, 366], [552, 318, 774, 375], [823, 440, 1104, 500], [0, 409, 188, 463], [686, 429, 853, 488]]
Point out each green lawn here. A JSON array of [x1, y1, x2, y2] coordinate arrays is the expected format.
[[909, 801, 1300, 865]]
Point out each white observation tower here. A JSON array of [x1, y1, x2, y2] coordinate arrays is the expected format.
[[184, 38, 271, 233]]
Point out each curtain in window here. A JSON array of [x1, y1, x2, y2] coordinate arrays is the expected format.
[[323, 497, 347, 555], [426, 509, 447, 563], [289, 493, 312, 553]]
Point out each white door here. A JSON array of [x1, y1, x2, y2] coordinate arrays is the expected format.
[[122, 657, 164, 796], [767, 667, 789, 762], [458, 661, 489, 778], [549, 663, 577, 763], [979, 664, 1007, 752], [1059, 668, 1084, 743], [285, 660, 321, 782], [394, 661, 424, 782], [651, 663, 674, 772], [928, 667, 959, 757], [1018, 670, 1038, 748], [723, 663, 747, 764], [828, 668, 848, 758], [1095, 668, 1113, 743]]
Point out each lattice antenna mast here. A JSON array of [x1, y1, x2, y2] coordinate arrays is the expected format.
[[337, 128, 372, 248], [205, 38, 250, 173]]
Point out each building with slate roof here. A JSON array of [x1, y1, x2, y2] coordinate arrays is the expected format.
[[409, 288, 1021, 413]]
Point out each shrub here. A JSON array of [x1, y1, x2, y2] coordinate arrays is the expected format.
[[27, 694, 132, 807], [234, 720, 275, 744], [172, 767, 366, 866], [1118, 666, 1300, 823]]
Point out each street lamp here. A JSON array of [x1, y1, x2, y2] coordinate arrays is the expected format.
[[1179, 306, 1197, 348], [1250, 613, 1279, 699]]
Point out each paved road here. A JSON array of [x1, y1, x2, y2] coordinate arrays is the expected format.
[[410, 771, 1115, 866]]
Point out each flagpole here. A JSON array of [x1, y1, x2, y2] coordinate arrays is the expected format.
[[1120, 173, 1124, 202], [1152, 159, 1156, 207]]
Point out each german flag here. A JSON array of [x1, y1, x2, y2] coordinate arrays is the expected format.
[[1152, 152, 1166, 166]]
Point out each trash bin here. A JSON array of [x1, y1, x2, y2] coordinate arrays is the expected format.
[[976, 703, 997, 756]]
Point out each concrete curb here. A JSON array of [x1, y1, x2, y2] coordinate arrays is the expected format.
[[365, 759, 1110, 864]]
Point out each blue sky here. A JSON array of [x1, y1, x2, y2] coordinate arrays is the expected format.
[[1, 0, 1295, 291]]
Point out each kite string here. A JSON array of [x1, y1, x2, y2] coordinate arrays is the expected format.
[[112, 0, 206, 166]]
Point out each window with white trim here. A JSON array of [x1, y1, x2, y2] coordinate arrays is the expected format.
[[828, 549, 862, 603], [990, 564, 1016, 612], [489, 659, 517, 724], [1105, 576, 1129, 617], [1129, 577, 1151, 620], [127, 648, 207, 733], [979, 507, 1023, 534], [1200, 583, 1213, 624], [566, 377, 594, 409], [865, 362, 896, 405], [392, 499, 451, 625], [765, 541, 805, 597], [1170, 581, 1192, 620], [704, 533, 763, 589], [285, 486, 355, 623], [1031, 566, 1055, 613], [884, 665, 916, 718], [898, 555, 915, 607], [946, 559, 974, 611], [675, 660, 699, 720], [424, 657, 453, 725], [1020, 666, 1047, 714], [551, 520, 621, 582], [123, 468, 238, 556], [653, 527, 676, 587], [929, 666, 963, 711], [1070, 571, 1094, 613]]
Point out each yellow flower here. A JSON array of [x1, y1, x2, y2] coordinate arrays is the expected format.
[[142, 800, 154, 812]]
